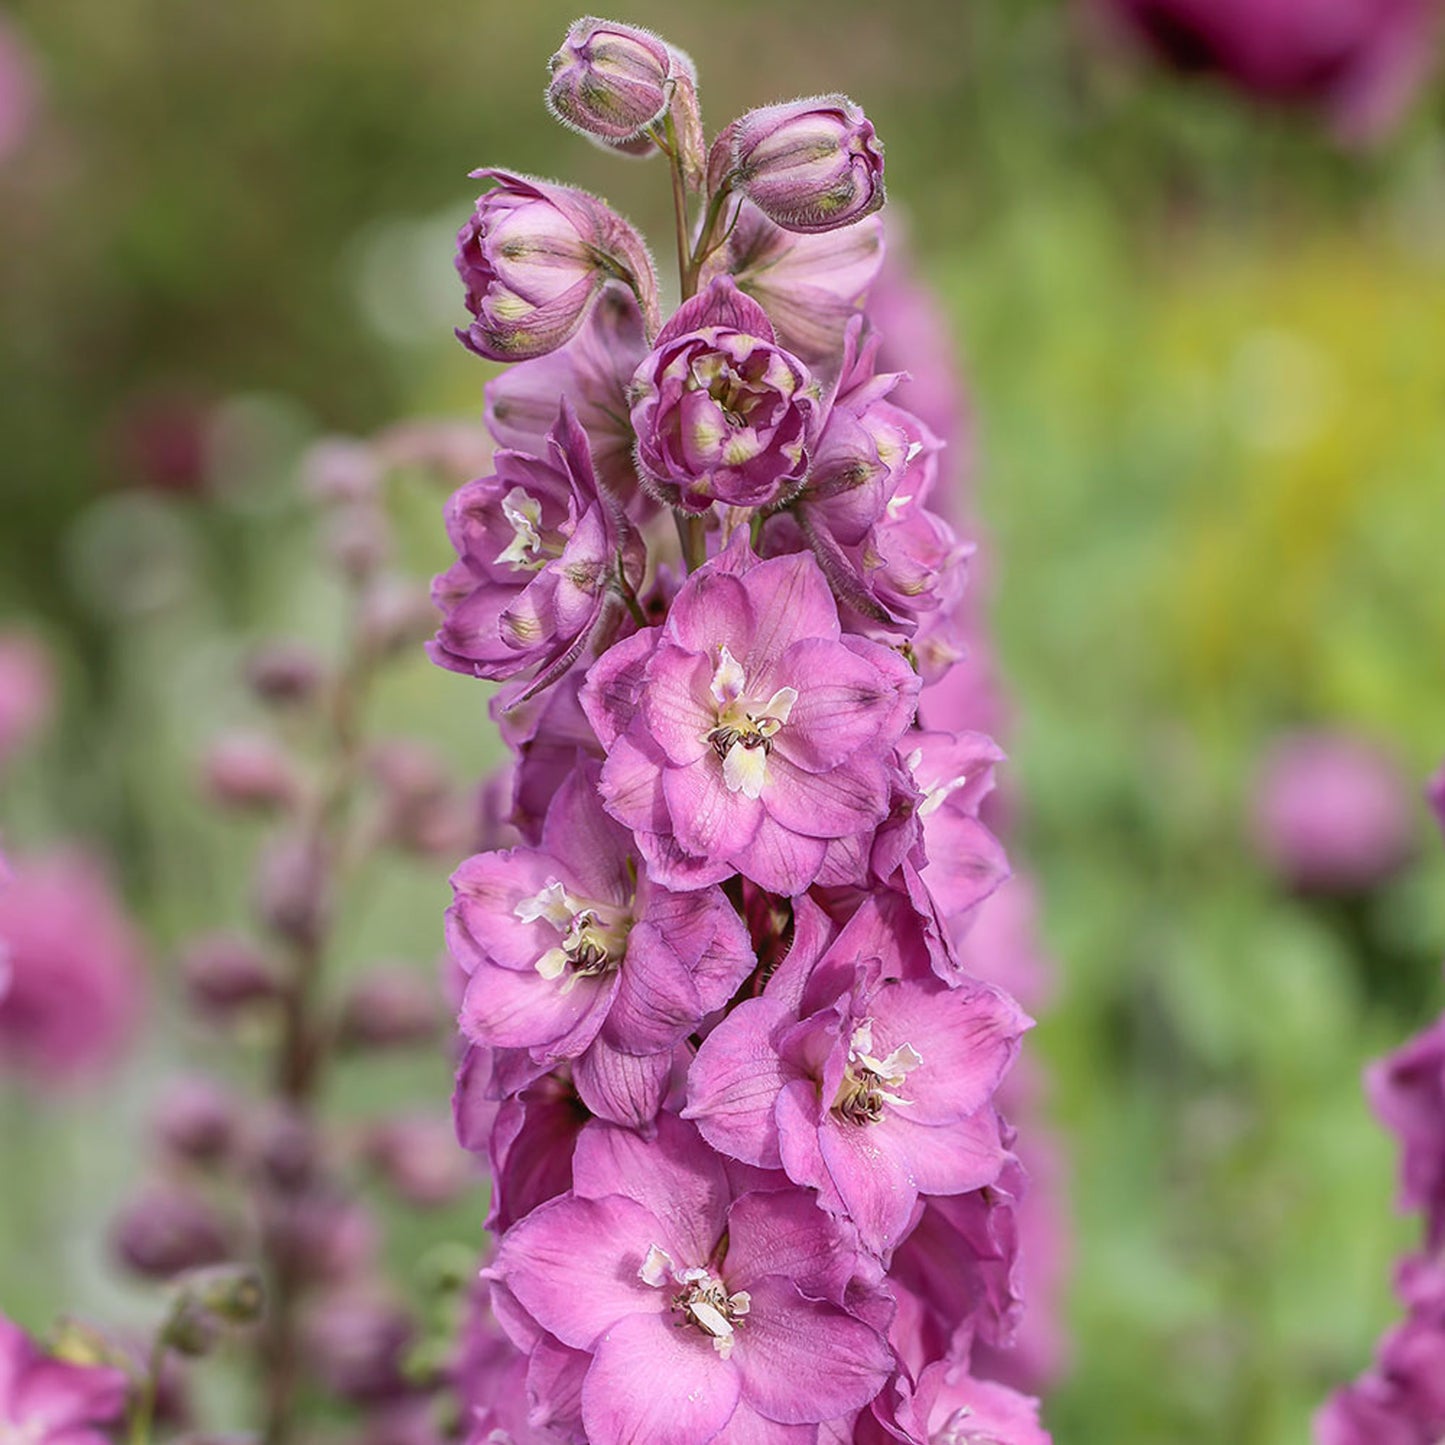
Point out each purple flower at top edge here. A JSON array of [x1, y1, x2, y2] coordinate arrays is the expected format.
[[486, 1113, 894, 1445], [629, 277, 824, 514], [447, 763, 754, 1127], [684, 896, 1028, 1254], [581, 531, 919, 895], [429, 400, 644, 704], [0, 1313, 130, 1445]]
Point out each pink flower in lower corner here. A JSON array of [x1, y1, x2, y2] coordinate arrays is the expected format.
[[485, 1113, 894, 1445], [863, 1359, 1051, 1445], [581, 532, 919, 895], [0, 1313, 129, 1445], [448, 764, 755, 1127], [0, 850, 146, 1083]]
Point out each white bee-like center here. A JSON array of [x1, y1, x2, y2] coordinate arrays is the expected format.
[[638, 1244, 751, 1359], [703, 645, 799, 801], [831, 1018, 923, 1126]]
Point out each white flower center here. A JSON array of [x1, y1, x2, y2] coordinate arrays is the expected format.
[[494, 486, 558, 571], [831, 1019, 923, 1126], [703, 645, 799, 801], [516, 879, 629, 988], [937, 1406, 1010, 1445], [905, 746, 969, 820], [638, 1244, 750, 1359]]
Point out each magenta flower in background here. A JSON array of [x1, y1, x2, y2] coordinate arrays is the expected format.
[[1250, 729, 1416, 894], [454, 170, 658, 361], [1096, 0, 1442, 140], [582, 533, 918, 894], [448, 763, 753, 1126], [0, 1313, 129, 1445], [487, 1113, 893, 1444], [628, 277, 824, 513], [430, 401, 644, 700], [0, 849, 146, 1083], [728, 94, 886, 235], [0, 630, 54, 774]]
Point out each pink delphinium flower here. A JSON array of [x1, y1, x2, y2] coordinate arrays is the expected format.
[[0, 631, 54, 774], [628, 278, 824, 513], [1251, 730, 1415, 894], [0, 1313, 129, 1444], [429, 401, 644, 700], [0, 850, 146, 1083], [486, 1113, 893, 1445], [686, 897, 1028, 1254], [582, 532, 918, 894], [448, 763, 753, 1126]]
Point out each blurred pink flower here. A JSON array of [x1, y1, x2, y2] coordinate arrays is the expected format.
[[0, 850, 146, 1083], [0, 1312, 128, 1445], [1097, 0, 1442, 141], [0, 631, 55, 773], [0, 17, 40, 166], [1250, 730, 1416, 893]]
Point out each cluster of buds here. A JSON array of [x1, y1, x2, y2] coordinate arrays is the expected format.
[[1316, 765, 1445, 1442], [437, 19, 1051, 1444]]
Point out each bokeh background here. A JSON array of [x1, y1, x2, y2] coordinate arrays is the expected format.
[[3, 1, 1445, 1440]]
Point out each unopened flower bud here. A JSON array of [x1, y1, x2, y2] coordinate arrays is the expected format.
[[360, 577, 435, 660], [153, 1077, 238, 1166], [112, 1186, 231, 1279], [368, 740, 470, 858], [181, 1264, 265, 1325], [730, 94, 885, 234], [253, 832, 330, 948], [181, 933, 280, 1018], [305, 1292, 414, 1401], [338, 968, 440, 1050], [259, 1190, 376, 1287], [303, 437, 381, 506], [362, 1117, 475, 1209], [201, 733, 299, 812], [254, 1107, 320, 1192], [163, 1297, 220, 1358], [455, 170, 658, 362], [246, 642, 324, 707], [325, 503, 392, 581], [545, 18, 691, 146]]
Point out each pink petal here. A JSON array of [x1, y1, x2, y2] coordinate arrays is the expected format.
[[641, 649, 718, 767], [768, 639, 905, 774], [740, 811, 829, 895], [606, 920, 704, 1054], [582, 1310, 741, 1445], [573, 1041, 673, 1128], [458, 957, 615, 1060], [665, 759, 764, 858], [685, 997, 796, 1169], [762, 755, 888, 840], [740, 554, 840, 677]]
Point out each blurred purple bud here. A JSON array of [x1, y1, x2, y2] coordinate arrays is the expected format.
[[1250, 730, 1416, 893], [303, 437, 382, 506], [112, 1186, 231, 1280], [368, 741, 470, 858], [253, 832, 330, 948], [362, 1117, 475, 1209], [162, 1298, 221, 1358], [326, 504, 392, 582], [338, 969, 440, 1051], [454, 170, 659, 362], [245, 643, 324, 707], [254, 1108, 320, 1192], [304, 1292, 415, 1401], [259, 1190, 377, 1287], [181, 933, 280, 1018], [153, 1077, 238, 1167], [360, 577, 436, 660], [730, 94, 886, 234], [201, 733, 300, 813], [545, 17, 693, 146]]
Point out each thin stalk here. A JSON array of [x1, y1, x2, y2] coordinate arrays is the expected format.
[[661, 111, 692, 302], [675, 513, 707, 573]]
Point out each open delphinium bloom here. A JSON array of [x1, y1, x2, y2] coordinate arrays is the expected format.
[[435, 17, 1058, 1445]]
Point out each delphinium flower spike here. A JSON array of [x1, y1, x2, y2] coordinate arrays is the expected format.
[[439, 20, 1052, 1444]]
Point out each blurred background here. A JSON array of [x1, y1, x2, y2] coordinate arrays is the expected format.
[[2, 0, 1444, 1440]]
